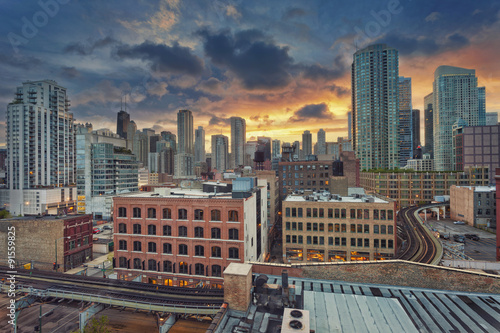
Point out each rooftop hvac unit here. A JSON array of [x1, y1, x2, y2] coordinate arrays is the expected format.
[[281, 308, 310, 333]]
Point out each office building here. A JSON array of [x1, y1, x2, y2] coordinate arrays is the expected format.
[[398, 77, 413, 168], [433, 66, 486, 171], [195, 126, 206, 164], [176, 110, 194, 177], [117, 110, 130, 139], [126, 120, 137, 150], [160, 131, 177, 153], [347, 111, 352, 140], [405, 154, 434, 172], [486, 112, 498, 126], [211, 135, 229, 172], [412, 110, 420, 156], [272, 139, 281, 159], [424, 93, 434, 158], [230, 117, 246, 168], [282, 193, 397, 262], [352, 44, 399, 170], [317, 129, 326, 155], [302, 131, 312, 157]]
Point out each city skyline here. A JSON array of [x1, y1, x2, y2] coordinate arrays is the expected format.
[[1, 1, 500, 147]]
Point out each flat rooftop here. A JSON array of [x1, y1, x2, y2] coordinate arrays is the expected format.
[[285, 194, 389, 204], [119, 188, 234, 199]]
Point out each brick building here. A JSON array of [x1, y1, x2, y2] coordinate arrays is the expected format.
[[0, 214, 93, 271], [450, 185, 496, 227], [282, 193, 396, 262], [113, 178, 267, 287]]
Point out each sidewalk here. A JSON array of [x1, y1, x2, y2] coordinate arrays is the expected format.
[[65, 254, 111, 275]]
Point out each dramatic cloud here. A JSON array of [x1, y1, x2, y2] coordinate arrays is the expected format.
[[283, 7, 307, 20], [115, 41, 204, 76], [380, 33, 470, 56], [289, 103, 334, 122], [198, 77, 223, 94], [209, 115, 231, 126], [64, 37, 118, 55], [60, 66, 80, 79], [0, 53, 43, 68]]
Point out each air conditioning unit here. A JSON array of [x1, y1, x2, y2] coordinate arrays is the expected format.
[[281, 308, 310, 333]]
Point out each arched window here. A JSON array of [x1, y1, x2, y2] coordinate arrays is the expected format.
[[133, 241, 142, 252], [133, 224, 141, 234], [133, 258, 142, 269], [118, 240, 127, 250], [228, 210, 238, 221], [178, 209, 188, 220], [228, 228, 239, 240], [162, 208, 172, 219], [147, 208, 156, 219], [163, 225, 171, 236], [228, 247, 239, 259], [211, 209, 221, 221], [119, 257, 127, 268], [179, 244, 188, 255], [133, 207, 141, 218], [147, 224, 156, 235], [179, 262, 188, 274], [163, 243, 172, 254], [163, 260, 172, 272], [194, 227, 204, 238], [118, 207, 127, 217], [211, 227, 221, 239], [195, 245, 204, 257], [118, 223, 127, 233], [195, 263, 204, 275], [148, 242, 157, 253], [194, 209, 204, 220], [148, 259, 157, 271], [178, 226, 188, 237], [212, 265, 222, 277], [211, 246, 221, 258]]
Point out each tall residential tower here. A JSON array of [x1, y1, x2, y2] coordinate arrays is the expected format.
[[230, 117, 246, 168]]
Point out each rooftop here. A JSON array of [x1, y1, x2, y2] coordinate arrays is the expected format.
[[455, 186, 496, 192], [285, 193, 389, 204]]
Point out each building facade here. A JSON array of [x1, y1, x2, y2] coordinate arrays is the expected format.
[[317, 129, 326, 155], [117, 110, 130, 139], [424, 92, 434, 158], [352, 44, 399, 170], [302, 131, 312, 157], [399, 77, 413, 168], [194, 126, 206, 164], [230, 117, 246, 168], [212, 135, 229, 172], [282, 194, 397, 262], [412, 109, 420, 156], [450, 186, 496, 228]]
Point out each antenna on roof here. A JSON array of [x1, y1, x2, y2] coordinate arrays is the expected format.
[[125, 95, 127, 112], [120, 96, 123, 111]]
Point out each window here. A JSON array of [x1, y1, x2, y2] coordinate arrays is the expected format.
[[319, 208, 324, 218], [341, 224, 346, 232], [292, 222, 297, 230], [229, 247, 239, 259], [307, 223, 311, 231], [133, 224, 141, 234], [351, 238, 356, 246], [194, 209, 204, 220], [298, 235, 303, 244], [350, 209, 356, 219], [364, 239, 369, 247], [335, 237, 340, 246], [388, 210, 393, 220], [388, 225, 394, 234], [163, 225, 171, 236], [148, 224, 156, 235], [341, 209, 346, 219], [388, 240, 394, 249], [286, 235, 291, 243], [133, 241, 142, 252], [228, 210, 239, 221], [335, 209, 340, 218], [118, 207, 127, 217], [147, 208, 156, 219], [148, 259, 157, 271], [328, 208, 333, 218], [319, 223, 324, 232], [286, 208, 290, 217], [195, 263, 205, 275], [133, 258, 141, 269], [313, 223, 318, 231], [211, 246, 221, 258], [119, 257, 127, 268], [286, 222, 290, 230], [228, 228, 239, 240], [148, 242, 157, 253], [381, 239, 387, 248], [313, 208, 318, 218], [350, 224, 356, 233], [211, 209, 221, 221], [178, 244, 188, 255], [364, 209, 369, 219], [133, 207, 141, 218], [357, 209, 362, 219], [374, 225, 379, 234], [178, 226, 188, 237], [163, 243, 172, 254], [374, 209, 379, 220], [179, 262, 188, 274], [162, 208, 172, 219], [357, 224, 362, 233], [178, 209, 188, 220], [298, 222, 303, 231], [118, 240, 127, 250], [381, 225, 387, 234], [341, 237, 346, 246], [211, 227, 221, 239], [118, 223, 127, 233], [163, 260, 172, 272], [298, 208, 303, 217], [194, 227, 204, 238], [357, 238, 363, 247], [212, 265, 222, 277], [364, 224, 369, 233], [328, 223, 333, 232], [195, 245, 204, 256], [335, 223, 340, 232], [380, 210, 386, 220], [307, 236, 311, 244]]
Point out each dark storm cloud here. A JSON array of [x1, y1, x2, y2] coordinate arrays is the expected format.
[[289, 103, 334, 122], [209, 115, 231, 126], [282, 7, 307, 20], [301, 62, 344, 81], [60, 66, 80, 79], [199, 77, 222, 92], [198, 28, 294, 90], [380, 32, 470, 56], [115, 41, 204, 76], [0, 53, 43, 68], [64, 37, 118, 55]]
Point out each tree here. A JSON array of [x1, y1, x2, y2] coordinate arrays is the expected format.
[[72, 316, 111, 333], [0, 210, 12, 219]]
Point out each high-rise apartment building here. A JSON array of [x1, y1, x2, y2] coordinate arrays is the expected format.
[[412, 109, 420, 156], [352, 44, 399, 170], [302, 131, 312, 157], [433, 66, 486, 171], [195, 126, 206, 164], [347, 111, 352, 140], [272, 139, 281, 159], [230, 117, 246, 168], [398, 77, 412, 168], [117, 110, 130, 139], [424, 93, 434, 158], [6, 80, 75, 215], [211, 134, 229, 172], [176, 110, 194, 177], [317, 129, 326, 155]]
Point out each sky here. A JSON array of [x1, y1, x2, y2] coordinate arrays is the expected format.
[[1, 0, 500, 149]]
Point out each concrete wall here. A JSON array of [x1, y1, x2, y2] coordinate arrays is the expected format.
[[450, 186, 475, 225]]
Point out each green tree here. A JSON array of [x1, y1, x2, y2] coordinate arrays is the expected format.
[[0, 210, 12, 219], [72, 316, 111, 333]]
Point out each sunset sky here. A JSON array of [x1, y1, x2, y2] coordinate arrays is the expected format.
[[1, 0, 500, 149]]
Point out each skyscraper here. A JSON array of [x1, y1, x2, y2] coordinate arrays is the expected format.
[[412, 109, 420, 156], [302, 130, 312, 157], [230, 117, 246, 168], [347, 111, 352, 140], [211, 134, 229, 172], [398, 77, 413, 167], [272, 139, 281, 159], [352, 44, 399, 170], [176, 110, 194, 177], [317, 129, 326, 155], [117, 110, 130, 139], [424, 93, 433, 158], [195, 126, 206, 163], [433, 66, 486, 171]]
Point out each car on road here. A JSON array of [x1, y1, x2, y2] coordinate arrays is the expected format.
[[93, 227, 102, 234], [453, 221, 466, 225], [453, 234, 465, 243], [465, 234, 480, 241], [102, 225, 112, 230]]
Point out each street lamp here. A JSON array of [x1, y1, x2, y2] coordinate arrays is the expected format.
[[55, 236, 70, 272]]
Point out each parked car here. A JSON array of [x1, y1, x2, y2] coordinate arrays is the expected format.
[[465, 234, 480, 241], [453, 221, 466, 225], [102, 225, 112, 230], [93, 227, 102, 234], [453, 234, 465, 243], [440, 234, 450, 240]]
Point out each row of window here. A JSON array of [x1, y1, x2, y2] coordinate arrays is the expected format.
[[118, 224, 239, 239], [285, 207, 394, 220], [285, 222, 394, 234], [118, 207, 239, 221], [285, 235, 394, 248], [118, 258, 224, 277], [118, 240, 240, 259]]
